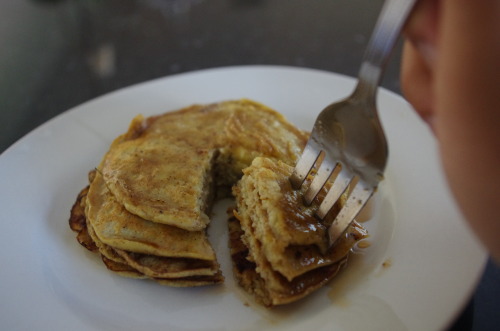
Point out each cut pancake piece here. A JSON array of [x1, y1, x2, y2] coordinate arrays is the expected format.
[[86, 172, 216, 261], [99, 104, 230, 231], [102, 142, 218, 231], [232, 157, 368, 306]]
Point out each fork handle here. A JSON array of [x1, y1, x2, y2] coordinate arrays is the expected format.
[[357, 0, 417, 93]]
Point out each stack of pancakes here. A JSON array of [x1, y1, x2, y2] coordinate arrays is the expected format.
[[231, 157, 367, 306], [69, 99, 367, 304]]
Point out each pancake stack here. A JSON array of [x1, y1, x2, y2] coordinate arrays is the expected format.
[[69, 99, 367, 304], [69, 99, 308, 287], [231, 157, 367, 306]]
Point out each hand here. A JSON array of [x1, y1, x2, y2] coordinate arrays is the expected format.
[[401, 0, 500, 261]]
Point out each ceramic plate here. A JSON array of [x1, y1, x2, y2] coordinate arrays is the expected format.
[[0, 66, 486, 331]]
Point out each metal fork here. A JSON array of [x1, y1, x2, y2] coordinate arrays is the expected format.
[[290, 0, 416, 247]]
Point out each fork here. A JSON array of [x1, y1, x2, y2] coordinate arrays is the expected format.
[[290, 0, 416, 247]]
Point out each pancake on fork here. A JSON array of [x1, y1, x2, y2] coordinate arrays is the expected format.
[[231, 157, 368, 306]]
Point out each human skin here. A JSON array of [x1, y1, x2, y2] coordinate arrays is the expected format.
[[401, 0, 500, 261]]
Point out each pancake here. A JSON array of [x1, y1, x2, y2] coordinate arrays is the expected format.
[[113, 249, 219, 279], [100, 100, 308, 231], [100, 255, 224, 287], [231, 157, 367, 306], [86, 172, 216, 260]]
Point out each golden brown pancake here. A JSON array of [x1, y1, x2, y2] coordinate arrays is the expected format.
[[100, 252, 224, 287], [100, 100, 308, 231], [231, 157, 368, 306], [86, 172, 216, 260], [113, 249, 219, 279]]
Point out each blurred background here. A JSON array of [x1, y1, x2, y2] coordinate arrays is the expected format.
[[0, 1, 498, 330], [1, 0, 405, 151]]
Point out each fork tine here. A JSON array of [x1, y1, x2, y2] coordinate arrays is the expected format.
[[303, 154, 337, 205], [327, 181, 374, 245], [316, 167, 354, 219], [290, 143, 321, 190]]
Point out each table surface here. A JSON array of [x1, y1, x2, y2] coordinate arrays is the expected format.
[[1, 1, 498, 330]]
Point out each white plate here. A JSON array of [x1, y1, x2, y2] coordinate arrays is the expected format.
[[0, 66, 486, 331]]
